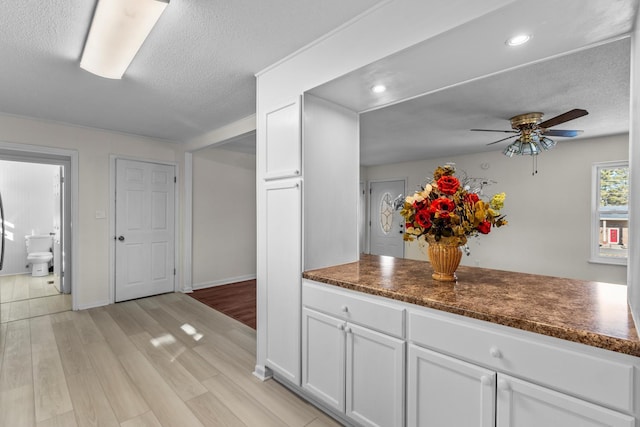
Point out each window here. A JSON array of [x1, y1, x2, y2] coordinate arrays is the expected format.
[[591, 161, 628, 265]]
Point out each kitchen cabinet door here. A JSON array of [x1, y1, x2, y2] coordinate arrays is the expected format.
[[345, 322, 405, 427], [301, 307, 346, 412], [496, 374, 634, 427], [407, 344, 496, 427], [264, 99, 301, 180], [265, 179, 301, 384]]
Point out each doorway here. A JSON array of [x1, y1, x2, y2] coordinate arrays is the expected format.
[[0, 150, 75, 322], [369, 180, 406, 258], [113, 158, 176, 302]]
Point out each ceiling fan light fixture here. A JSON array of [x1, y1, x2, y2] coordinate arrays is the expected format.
[[521, 141, 540, 156], [506, 34, 531, 47], [538, 136, 556, 150], [503, 140, 521, 157], [80, 0, 169, 79]]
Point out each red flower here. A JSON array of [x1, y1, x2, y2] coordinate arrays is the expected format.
[[464, 193, 479, 205], [415, 209, 432, 229], [413, 199, 427, 210], [477, 220, 491, 234], [437, 176, 460, 195], [437, 211, 451, 219], [430, 198, 455, 212]]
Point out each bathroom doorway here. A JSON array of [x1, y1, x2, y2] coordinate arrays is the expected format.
[[0, 154, 72, 323]]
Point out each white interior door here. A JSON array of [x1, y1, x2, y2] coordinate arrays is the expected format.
[[369, 180, 405, 258], [115, 159, 175, 302]]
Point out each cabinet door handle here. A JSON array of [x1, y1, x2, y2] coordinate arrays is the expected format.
[[345, 327, 352, 334], [480, 375, 492, 386], [337, 324, 345, 331], [489, 346, 502, 359], [341, 305, 349, 313], [497, 379, 510, 391]]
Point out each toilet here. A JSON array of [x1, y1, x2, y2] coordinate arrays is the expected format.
[[25, 235, 53, 277]]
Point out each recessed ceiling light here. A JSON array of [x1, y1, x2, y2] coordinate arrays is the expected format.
[[506, 34, 531, 47], [371, 84, 386, 93]]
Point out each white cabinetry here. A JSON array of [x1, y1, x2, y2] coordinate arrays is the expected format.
[[301, 307, 345, 412], [408, 310, 636, 427], [408, 342, 634, 427], [346, 322, 404, 427], [302, 281, 405, 427], [299, 281, 639, 426], [408, 344, 495, 427], [264, 179, 301, 384], [496, 374, 634, 427], [264, 99, 301, 181]]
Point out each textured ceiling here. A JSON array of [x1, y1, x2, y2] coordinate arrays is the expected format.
[[0, 0, 382, 142], [358, 38, 631, 165], [307, 0, 637, 166]]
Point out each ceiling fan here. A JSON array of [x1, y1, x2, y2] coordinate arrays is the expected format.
[[471, 109, 589, 157]]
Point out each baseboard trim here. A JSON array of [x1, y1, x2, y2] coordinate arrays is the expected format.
[[192, 274, 256, 290], [253, 364, 273, 381], [76, 300, 110, 310]]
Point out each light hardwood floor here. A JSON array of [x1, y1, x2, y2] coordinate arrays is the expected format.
[[0, 292, 341, 427], [1, 274, 71, 324], [1, 274, 61, 303]]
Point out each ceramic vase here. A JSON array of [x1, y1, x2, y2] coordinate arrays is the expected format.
[[426, 235, 466, 281]]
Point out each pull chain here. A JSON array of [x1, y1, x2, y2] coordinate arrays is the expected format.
[[531, 155, 538, 176]]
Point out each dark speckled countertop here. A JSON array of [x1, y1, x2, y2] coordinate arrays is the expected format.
[[303, 254, 640, 357]]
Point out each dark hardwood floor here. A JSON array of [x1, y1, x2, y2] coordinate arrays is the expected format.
[[188, 279, 256, 329]]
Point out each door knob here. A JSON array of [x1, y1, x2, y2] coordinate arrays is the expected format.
[[118, 236, 125, 241]]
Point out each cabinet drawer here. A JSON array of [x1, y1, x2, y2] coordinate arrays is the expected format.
[[303, 280, 405, 338], [408, 310, 635, 414]]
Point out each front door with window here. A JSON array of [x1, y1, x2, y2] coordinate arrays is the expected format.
[[369, 180, 405, 258], [115, 159, 175, 302]]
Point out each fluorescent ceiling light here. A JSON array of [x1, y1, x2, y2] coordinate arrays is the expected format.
[[506, 34, 531, 47], [80, 0, 169, 79]]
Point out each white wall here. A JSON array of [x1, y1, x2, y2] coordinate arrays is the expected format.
[[364, 134, 629, 284], [192, 145, 256, 288], [0, 114, 178, 308], [0, 161, 58, 275], [303, 94, 360, 270]]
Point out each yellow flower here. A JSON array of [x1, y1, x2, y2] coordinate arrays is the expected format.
[[452, 225, 465, 236], [490, 192, 506, 211], [406, 226, 422, 236], [474, 200, 487, 222]]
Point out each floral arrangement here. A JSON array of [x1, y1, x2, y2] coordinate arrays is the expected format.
[[400, 164, 507, 246]]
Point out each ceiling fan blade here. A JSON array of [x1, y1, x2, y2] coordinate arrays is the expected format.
[[538, 109, 588, 129], [542, 129, 583, 137], [486, 134, 519, 146], [470, 129, 518, 133]]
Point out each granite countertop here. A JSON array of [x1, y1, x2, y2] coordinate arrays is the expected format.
[[302, 254, 640, 357]]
